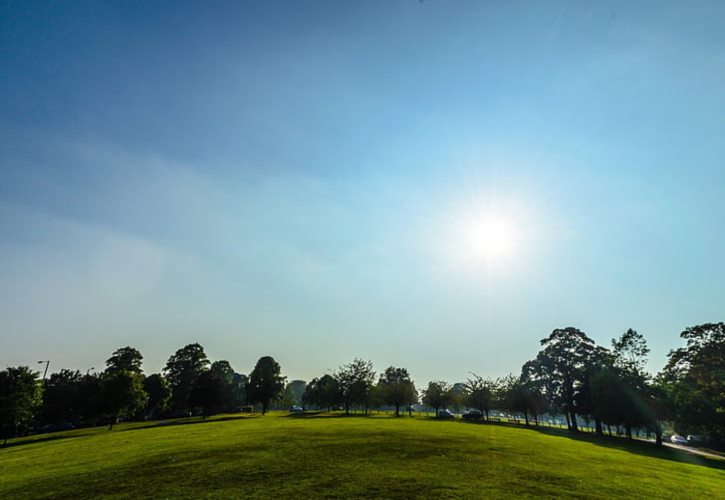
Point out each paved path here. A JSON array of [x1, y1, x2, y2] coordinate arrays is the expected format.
[[663, 442, 724, 461]]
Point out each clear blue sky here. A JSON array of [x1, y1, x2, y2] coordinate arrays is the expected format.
[[2, 1, 724, 384]]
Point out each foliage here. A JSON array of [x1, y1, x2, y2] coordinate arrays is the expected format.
[[189, 370, 226, 417], [463, 373, 498, 421], [377, 366, 417, 416], [247, 356, 286, 414], [163, 343, 210, 411], [42, 369, 83, 424], [335, 358, 376, 414], [100, 370, 147, 430], [0, 366, 41, 445], [303, 375, 341, 410], [105, 346, 144, 375], [525, 327, 597, 431], [663, 323, 725, 444], [143, 374, 171, 419], [422, 380, 453, 414]]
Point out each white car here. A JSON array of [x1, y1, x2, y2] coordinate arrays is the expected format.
[[437, 409, 455, 419], [670, 435, 688, 446]]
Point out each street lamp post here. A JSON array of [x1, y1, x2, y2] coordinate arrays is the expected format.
[[37, 360, 50, 381]]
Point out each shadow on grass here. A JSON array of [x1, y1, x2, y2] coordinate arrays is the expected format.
[[116, 414, 261, 433], [459, 418, 725, 471], [2, 433, 91, 450]]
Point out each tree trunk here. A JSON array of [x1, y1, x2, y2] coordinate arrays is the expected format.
[[569, 411, 578, 432], [262, 403, 267, 415], [565, 412, 571, 430], [108, 416, 115, 430], [345, 401, 350, 415], [524, 411, 529, 426], [534, 414, 539, 427], [626, 425, 632, 440], [395, 404, 400, 417], [595, 419, 603, 436], [408, 405, 412, 417]]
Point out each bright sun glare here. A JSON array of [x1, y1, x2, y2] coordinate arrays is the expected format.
[[464, 216, 519, 262]]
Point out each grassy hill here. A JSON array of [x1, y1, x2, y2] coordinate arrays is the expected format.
[[1, 412, 723, 498]]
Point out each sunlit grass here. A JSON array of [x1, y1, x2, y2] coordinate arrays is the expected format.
[[1, 412, 723, 498]]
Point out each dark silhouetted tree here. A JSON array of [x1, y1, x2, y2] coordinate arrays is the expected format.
[[0, 366, 41, 445], [662, 323, 725, 446], [526, 327, 597, 431], [164, 343, 209, 411], [143, 374, 171, 419], [41, 369, 83, 425], [105, 346, 143, 375], [189, 370, 225, 417], [247, 356, 286, 414], [100, 370, 146, 430]]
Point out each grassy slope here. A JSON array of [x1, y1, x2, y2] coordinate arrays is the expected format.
[[1, 413, 723, 499]]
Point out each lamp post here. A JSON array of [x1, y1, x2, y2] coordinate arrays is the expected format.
[[37, 360, 50, 381]]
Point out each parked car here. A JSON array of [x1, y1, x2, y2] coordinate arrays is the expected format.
[[462, 410, 482, 420], [687, 435, 705, 446], [437, 409, 455, 419], [289, 405, 303, 413], [670, 435, 688, 445]]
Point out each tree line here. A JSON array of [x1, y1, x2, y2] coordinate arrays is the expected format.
[[1, 323, 722, 450]]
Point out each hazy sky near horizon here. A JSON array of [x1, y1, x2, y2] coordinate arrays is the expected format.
[[2, 1, 724, 383]]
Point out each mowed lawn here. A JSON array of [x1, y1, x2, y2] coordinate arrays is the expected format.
[[1, 413, 723, 498]]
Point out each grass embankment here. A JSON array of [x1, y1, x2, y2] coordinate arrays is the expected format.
[[1, 413, 723, 498]]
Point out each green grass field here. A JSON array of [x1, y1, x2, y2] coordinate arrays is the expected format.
[[1, 412, 723, 498]]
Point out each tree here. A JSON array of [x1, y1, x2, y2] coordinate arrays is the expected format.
[[0, 366, 41, 445], [189, 370, 225, 417], [422, 381, 453, 416], [143, 374, 171, 419], [100, 370, 146, 430], [164, 343, 209, 411], [77, 372, 103, 425], [378, 366, 417, 417], [210, 360, 237, 412], [105, 346, 144, 375], [247, 356, 286, 414], [303, 375, 341, 411], [287, 380, 307, 406], [662, 323, 725, 447], [41, 369, 83, 425], [463, 373, 498, 421], [335, 359, 376, 415], [526, 327, 597, 431]]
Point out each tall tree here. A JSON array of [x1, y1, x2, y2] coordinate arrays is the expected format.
[[41, 369, 83, 425], [163, 343, 209, 411], [526, 327, 597, 431], [247, 356, 286, 414], [210, 360, 236, 411], [422, 381, 453, 416], [189, 370, 225, 417], [463, 374, 498, 422], [105, 346, 144, 375], [335, 359, 376, 415], [287, 380, 307, 406], [662, 323, 725, 446], [378, 366, 417, 417], [303, 375, 341, 411], [143, 374, 171, 419], [100, 370, 147, 430], [0, 366, 42, 445]]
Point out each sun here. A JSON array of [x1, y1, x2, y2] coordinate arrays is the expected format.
[[464, 215, 520, 263], [464, 216, 519, 262]]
